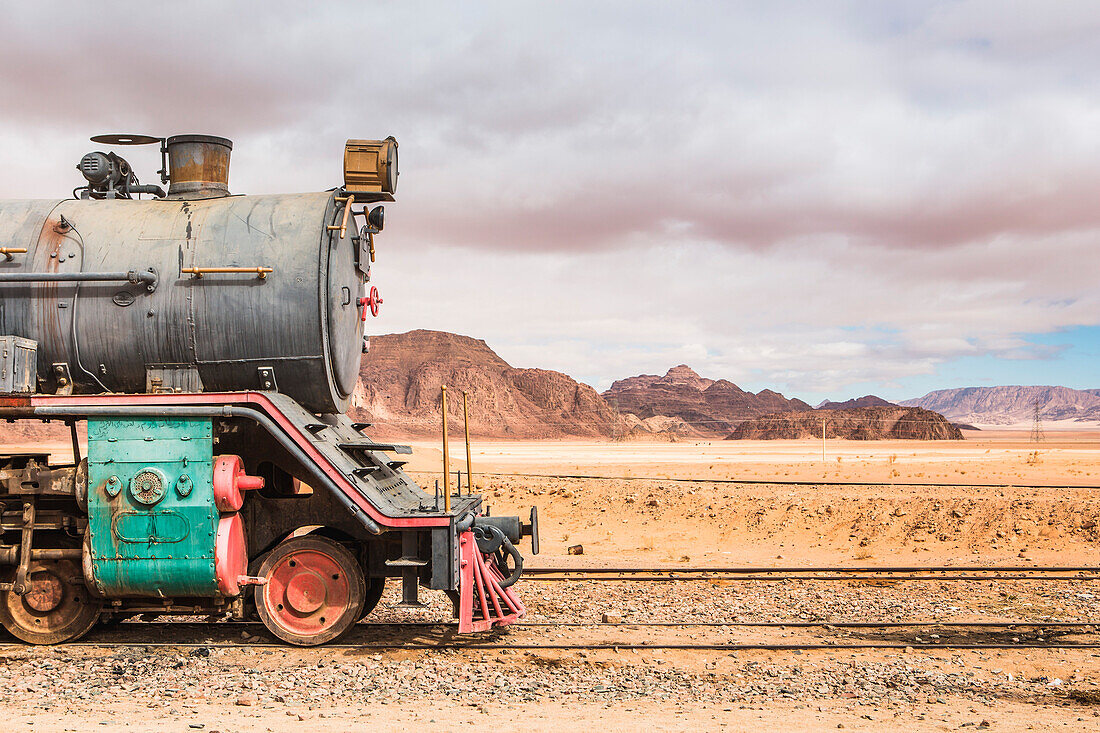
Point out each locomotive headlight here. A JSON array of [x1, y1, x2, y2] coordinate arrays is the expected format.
[[368, 205, 384, 231], [343, 137, 398, 194], [78, 152, 113, 185]]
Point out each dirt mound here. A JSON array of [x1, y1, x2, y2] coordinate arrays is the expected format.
[[816, 395, 895, 410], [613, 414, 704, 441], [485, 472, 1100, 566], [352, 330, 617, 438], [604, 365, 812, 436], [727, 406, 963, 440]]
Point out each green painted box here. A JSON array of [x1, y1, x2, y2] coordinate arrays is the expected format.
[[86, 417, 220, 597]]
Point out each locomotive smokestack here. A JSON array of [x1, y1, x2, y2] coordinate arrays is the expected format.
[[166, 134, 233, 198]]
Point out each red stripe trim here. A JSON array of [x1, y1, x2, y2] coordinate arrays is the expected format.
[[16, 392, 447, 529]]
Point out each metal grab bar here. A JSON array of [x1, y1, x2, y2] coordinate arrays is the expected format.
[[441, 385, 451, 513], [0, 269, 158, 290], [0, 247, 27, 261], [327, 194, 355, 239], [182, 266, 273, 279]]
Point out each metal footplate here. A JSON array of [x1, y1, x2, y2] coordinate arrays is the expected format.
[[387, 533, 428, 608]]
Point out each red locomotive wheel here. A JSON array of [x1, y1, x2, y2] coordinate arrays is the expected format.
[[254, 536, 365, 646], [359, 576, 385, 620], [0, 560, 102, 644]]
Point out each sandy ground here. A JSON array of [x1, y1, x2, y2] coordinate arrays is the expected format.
[[3, 431, 1100, 730], [404, 430, 1100, 486], [404, 431, 1100, 566], [7, 696, 1100, 732]]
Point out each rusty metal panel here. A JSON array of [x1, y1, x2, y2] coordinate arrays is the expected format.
[[0, 336, 36, 394], [145, 364, 202, 393], [165, 135, 232, 198]]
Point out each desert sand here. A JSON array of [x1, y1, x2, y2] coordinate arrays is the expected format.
[[407, 431, 1100, 485], [3, 431, 1100, 730]]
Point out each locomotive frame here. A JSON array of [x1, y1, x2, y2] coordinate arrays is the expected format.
[[0, 135, 534, 646]]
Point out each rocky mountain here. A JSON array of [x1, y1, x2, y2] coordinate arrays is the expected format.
[[351, 330, 620, 438], [608, 365, 716, 394], [816, 395, 895, 410], [602, 365, 813, 436], [728, 406, 963, 440], [900, 386, 1100, 426]]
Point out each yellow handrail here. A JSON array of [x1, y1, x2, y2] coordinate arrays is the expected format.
[[462, 390, 473, 495], [441, 385, 451, 513], [327, 194, 355, 239], [182, 266, 273, 279]]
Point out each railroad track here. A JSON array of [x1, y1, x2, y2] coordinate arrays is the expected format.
[[4, 619, 1098, 652], [4, 566, 1096, 651], [523, 566, 1100, 581], [411, 469, 1100, 490]]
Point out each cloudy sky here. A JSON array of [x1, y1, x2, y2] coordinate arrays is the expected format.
[[2, 1, 1097, 403]]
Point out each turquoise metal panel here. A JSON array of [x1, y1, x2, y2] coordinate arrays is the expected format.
[[87, 417, 220, 597]]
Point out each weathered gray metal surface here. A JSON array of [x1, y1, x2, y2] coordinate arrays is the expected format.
[[0, 192, 364, 413], [0, 336, 36, 393]]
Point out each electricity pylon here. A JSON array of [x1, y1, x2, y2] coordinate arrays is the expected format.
[[1030, 397, 1045, 443]]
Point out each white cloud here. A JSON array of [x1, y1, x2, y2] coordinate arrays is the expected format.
[[0, 1, 1097, 399]]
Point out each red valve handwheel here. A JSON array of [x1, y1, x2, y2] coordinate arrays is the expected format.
[[357, 286, 382, 320]]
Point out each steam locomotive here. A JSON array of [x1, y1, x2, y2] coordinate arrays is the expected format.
[[0, 134, 535, 645]]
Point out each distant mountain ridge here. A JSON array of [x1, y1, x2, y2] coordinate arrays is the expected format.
[[901, 386, 1100, 426], [728, 406, 962, 440], [603, 365, 813, 435], [816, 395, 896, 410]]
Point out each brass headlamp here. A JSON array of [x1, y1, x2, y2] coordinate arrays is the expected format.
[[343, 137, 398, 194]]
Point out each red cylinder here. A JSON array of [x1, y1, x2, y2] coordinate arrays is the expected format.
[[212, 454, 265, 512], [215, 513, 248, 597]]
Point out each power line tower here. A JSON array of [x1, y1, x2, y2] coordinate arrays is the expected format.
[[1030, 397, 1045, 443]]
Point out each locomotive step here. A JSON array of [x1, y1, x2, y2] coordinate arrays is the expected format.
[[338, 441, 413, 454], [385, 556, 429, 568]]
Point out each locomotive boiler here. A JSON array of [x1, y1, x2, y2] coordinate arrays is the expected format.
[[0, 134, 534, 645]]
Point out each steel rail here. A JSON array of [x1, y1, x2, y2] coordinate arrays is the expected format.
[[10, 619, 1096, 651], [527, 575, 1099, 581], [434, 470, 1100, 490], [95, 619, 1100, 630], [525, 565, 1100, 573], [515, 620, 1097, 629], [12, 641, 1100, 651], [523, 566, 1100, 582]]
